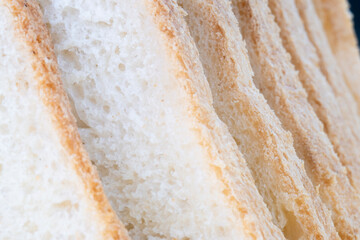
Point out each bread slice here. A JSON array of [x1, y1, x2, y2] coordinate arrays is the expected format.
[[234, 1, 359, 238], [269, 0, 360, 236], [266, 0, 360, 238], [0, 0, 129, 239], [313, 0, 360, 114], [178, 0, 338, 239], [38, 0, 285, 238], [295, 0, 360, 121], [270, 0, 360, 191]]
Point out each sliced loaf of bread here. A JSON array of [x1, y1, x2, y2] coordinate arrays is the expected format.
[[291, 0, 360, 192], [38, 0, 284, 238], [179, 0, 339, 239], [313, 0, 360, 114], [267, 0, 360, 237], [0, 0, 129, 239]]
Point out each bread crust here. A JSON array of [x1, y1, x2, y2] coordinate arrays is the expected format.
[[180, 0, 339, 238], [5, 1, 130, 239], [313, 0, 360, 114], [267, 0, 360, 238], [146, 0, 285, 238], [232, 0, 343, 238], [293, 0, 360, 193]]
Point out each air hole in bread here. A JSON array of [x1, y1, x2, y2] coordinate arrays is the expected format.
[[53, 200, 74, 213], [96, 21, 112, 27], [97, 164, 109, 177], [89, 97, 97, 105], [61, 50, 81, 71], [67, 95, 89, 129], [115, 86, 122, 93], [103, 105, 110, 113], [72, 84, 84, 99], [125, 223, 134, 231], [283, 209, 303, 240], [118, 63, 125, 71], [61, 7, 79, 20]]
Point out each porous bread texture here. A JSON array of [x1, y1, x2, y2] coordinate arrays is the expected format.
[[267, 0, 360, 238], [179, 0, 337, 239], [313, 0, 360, 114], [38, 0, 276, 239], [0, 1, 128, 239], [292, 0, 360, 194], [231, 0, 340, 239]]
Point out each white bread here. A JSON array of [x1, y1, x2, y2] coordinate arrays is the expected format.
[[38, 0, 285, 238], [313, 0, 360, 114], [0, 0, 129, 239], [267, 0, 360, 238], [178, 0, 338, 239], [292, 0, 360, 192], [232, 0, 347, 238]]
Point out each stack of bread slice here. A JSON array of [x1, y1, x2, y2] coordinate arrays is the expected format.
[[266, 0, 360, 238], [178, 0, 339, 238], [314, 0, 360, 114], [1, 0, 359, 239]]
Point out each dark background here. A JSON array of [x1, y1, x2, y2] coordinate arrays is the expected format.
[[349, 0, 360, 42]]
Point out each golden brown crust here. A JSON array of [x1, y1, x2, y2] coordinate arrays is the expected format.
[[313, 0, 360, 114], [232, 0, 341, 238], [5, 1, 130, 239], [146, 0, 285, 238], [181, 0, 341, 239]]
